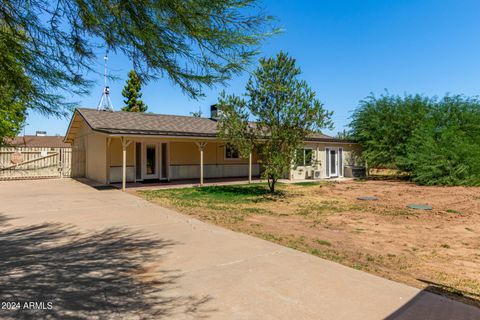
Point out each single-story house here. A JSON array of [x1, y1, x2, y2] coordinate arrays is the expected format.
[[64, 106, 361, 190]]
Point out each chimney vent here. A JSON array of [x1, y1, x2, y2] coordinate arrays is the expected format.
[[210, 104, 221, 120]]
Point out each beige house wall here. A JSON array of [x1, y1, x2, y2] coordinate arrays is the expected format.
[[169, 141, 261, 180], [291, 142, 361, 180], [85, 132, 107, 184], [109, 138, 135, 166], [71, 122, 87, 178], [70, 120, 108, 183]]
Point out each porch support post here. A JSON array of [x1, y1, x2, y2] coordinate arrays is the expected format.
[[195, 142, 208, 186], [248, 152, 252, 183], [121, 137, 132, 192]]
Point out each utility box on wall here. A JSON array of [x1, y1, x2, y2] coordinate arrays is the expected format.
[[344, 165, 366, 178]]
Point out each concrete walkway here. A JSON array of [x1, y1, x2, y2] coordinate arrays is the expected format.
[[0, 179, 478, 319]]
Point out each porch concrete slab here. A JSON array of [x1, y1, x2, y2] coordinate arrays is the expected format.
[[0, 178, 478, 319]]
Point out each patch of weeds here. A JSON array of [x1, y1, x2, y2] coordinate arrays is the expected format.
[[354, 228, 365, 233], [308, 247, 345, 263], [353, 263, 365, 270], [296, 200, 362, 217], [259, 232, 283, 242], [291, 181, 326, 187], [381, 208, 416, 216], [241, 207, 272, 215], [440, 243, 451, 249], [446, 209, 463, 215], [315, 239, 332, 246], [366, 254, 375, 262]]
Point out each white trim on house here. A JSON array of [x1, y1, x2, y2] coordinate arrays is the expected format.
[[326, 147, 344, 178]]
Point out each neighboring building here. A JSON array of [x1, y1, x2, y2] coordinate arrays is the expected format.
[[5, 135, 71, 149], [64, 106, 361, 189]]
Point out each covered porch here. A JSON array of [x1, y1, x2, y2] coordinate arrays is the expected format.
[[108, 136, 260, 191]]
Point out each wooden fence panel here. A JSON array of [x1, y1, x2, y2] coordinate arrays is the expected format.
[[0, 147, 72, 180]]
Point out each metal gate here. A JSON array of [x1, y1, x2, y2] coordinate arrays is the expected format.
[[0, 147, 72, 180]]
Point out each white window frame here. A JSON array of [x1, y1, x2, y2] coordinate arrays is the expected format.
[[326, 147, 343, 178], [296, 148, 314, 167]]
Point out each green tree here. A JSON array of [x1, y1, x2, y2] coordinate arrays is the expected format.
[[0, 0, 276, 117], [401, 95, 480, 186], [349, 93, 480, 186], [0, 27, 29, 143], [218, 51, 333, 193], [349, 93, 431, 168], [121, 70, 147, 112]]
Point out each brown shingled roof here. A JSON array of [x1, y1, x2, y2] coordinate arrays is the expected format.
[[75, 108, 347, 142], [5, 136, 70, 148]]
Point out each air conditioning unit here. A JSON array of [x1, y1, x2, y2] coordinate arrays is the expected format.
[[313, 170, 322, 179]]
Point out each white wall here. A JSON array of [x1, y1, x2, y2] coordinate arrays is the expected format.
[[290, 143, 361, 180]]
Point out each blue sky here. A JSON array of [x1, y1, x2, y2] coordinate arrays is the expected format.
[[25, 0, 480, 136]]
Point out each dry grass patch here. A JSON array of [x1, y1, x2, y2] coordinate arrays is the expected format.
[[138, 180, 480, 307]]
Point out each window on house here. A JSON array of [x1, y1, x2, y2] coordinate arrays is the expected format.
[[225, 144, 240, 159], [295, 148, 314, 166]]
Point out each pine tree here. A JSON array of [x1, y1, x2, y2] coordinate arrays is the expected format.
[[121, 70, 148, 112]]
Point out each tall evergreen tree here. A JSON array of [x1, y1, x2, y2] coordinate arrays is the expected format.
[[218, 51, 333, 193], [121, 70, 147, 112]]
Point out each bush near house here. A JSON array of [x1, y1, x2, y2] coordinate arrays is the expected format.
[[350, 93, 480, 186]]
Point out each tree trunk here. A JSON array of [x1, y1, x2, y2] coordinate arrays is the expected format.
[[267, 175, 276, 193]]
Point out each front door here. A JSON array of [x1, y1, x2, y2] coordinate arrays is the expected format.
[[143, 143, 158, 179], [329, 149, 338, 177]]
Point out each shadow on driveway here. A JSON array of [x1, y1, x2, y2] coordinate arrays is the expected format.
[[0, 213, 214, 319]]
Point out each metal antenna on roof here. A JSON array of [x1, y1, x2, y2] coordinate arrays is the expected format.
[[97, 49, 114, 111]]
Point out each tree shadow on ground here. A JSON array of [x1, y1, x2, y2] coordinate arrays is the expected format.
[[0, 214, 213, 319], [192, 184, 273, 197]]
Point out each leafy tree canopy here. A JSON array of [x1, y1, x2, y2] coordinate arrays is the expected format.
[[401, 96, 480, 186], [349, 93, 480, 186], [0, 27, 29, 144], [0, 0, 276, 118], [218, 51, 333, 193], [121, 70, 147, 112], [349, 93, 431, 168]]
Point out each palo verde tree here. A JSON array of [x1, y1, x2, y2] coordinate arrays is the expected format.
[[121, 70, 147, 112], [0, 0, 276, 122], [218, 51, 333, 193]]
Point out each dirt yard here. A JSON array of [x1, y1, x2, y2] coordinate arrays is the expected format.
[[139, 180, 480, 306]]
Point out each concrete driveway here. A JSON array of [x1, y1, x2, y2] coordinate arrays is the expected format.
[[0, 179, 478, 319]]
